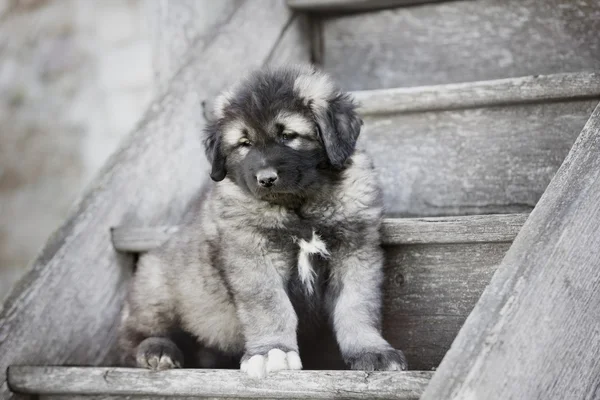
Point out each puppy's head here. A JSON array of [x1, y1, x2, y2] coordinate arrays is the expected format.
[[203, 65, 362, 202]]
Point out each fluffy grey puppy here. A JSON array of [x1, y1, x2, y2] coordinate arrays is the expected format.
[[119, 64, 407, 377]]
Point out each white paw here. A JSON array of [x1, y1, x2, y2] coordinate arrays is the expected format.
[[240, 349, 302, 378]]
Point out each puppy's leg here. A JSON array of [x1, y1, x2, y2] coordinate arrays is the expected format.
[[119, 254, 183, 370], [327, 243, 408, 371], [224, 248, 301, 378]]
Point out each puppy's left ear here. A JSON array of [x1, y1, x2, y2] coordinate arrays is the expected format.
[[314, 93, 363, 169], [203, 120, 227, 182]]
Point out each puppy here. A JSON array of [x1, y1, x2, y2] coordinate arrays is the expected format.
[[119, 65, 407, 377]]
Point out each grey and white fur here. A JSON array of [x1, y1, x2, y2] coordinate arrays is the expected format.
[[119, 64, 407, 377]]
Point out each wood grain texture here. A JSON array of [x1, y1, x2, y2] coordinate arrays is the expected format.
[[110, 214, 526, 252], [354, 72, 600, 115], [382, 242, 511, 370], [41, 397, 242, 400], [381, 214, 528, 244], [266, 14, 312, 66], [422, 104, 600, 399], [287, 0, 446, 12], [148, 0, 239, 92], [8, 367, 432, 400], [0, 2, 293, 400], [360, 99, 597, 216], [320, 0, 600, 90]]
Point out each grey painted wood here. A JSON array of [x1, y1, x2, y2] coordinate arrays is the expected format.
[[354, 72, 600, 115], [0, 2, 294, 400], [382, 242, 511, 370], [287, 0, 446, 12], [319, 0, 600, 90], [266, 14, 312, 66], [110, 214, 526, 252], [41, 397, 245, 400], [41, 396, 244, 400], [8, 367, 432, 400], [111, 226, 180, 253], [360, 99, 597, 216], [422, 104, 600, 399], [149, 0, 239, 92], [381, 214, 527, 244]]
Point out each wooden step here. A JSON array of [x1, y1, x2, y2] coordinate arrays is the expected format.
[[316, 0, 600, 90], [111, 214, 527, 252], [111, 213, 527, 371], [8, 367, 432, 399], [287, 0, 444, 12], [349, 72, 600, 216]]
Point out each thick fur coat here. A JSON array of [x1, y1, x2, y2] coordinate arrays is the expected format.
[[119, 65, 407, 377]]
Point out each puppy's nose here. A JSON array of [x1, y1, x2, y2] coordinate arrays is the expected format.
[[256, 168, 278, 187]]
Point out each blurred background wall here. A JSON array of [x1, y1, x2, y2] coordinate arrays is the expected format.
[[0, 0, 234, 301]]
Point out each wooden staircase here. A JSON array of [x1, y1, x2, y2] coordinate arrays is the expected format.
[[2, 1, 600, 399]]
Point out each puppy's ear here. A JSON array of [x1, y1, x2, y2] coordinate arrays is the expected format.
[[203, 120, 227, 182], [314, 93, 362, 169]]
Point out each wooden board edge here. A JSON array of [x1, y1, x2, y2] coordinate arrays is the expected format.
[[110, 214, 528, 253], [352, 72, 600, 115], [287, 0, 448, 13], [7, 366, 432, 399]]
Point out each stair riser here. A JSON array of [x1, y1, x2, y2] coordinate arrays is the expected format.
[[382, 242, 509, 370], [304, 241, 509, 371], [318, 0, 600, 90], [361, 100, 597, 216]]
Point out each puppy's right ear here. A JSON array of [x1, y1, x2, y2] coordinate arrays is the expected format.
[[203, 120, 227, 182]]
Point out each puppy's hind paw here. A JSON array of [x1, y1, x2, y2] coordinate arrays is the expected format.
[[136, 337, 183, 371], [240, 349, 302, 378], [346, 348, 408, 372]]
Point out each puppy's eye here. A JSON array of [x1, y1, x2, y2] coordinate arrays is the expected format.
[[239, 137, 252, 147], [281, 132, 297, 142]]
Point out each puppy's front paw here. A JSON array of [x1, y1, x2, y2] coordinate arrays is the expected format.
[[136, 337, 183, 371], [346, 348, 408, 371], [240, 349, 302, 378]]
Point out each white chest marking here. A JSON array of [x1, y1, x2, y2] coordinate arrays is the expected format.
[[297, 231, 329, 294]]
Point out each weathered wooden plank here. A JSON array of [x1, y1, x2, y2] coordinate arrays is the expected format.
[[41, 397, 223, 400], [148, 0, 239, 92], [8, 367, 432, 400], [381, 214, 527, 244], [361, 99, 597, 216], [41, 397, 237, 400], [382, 242, 511, 370], [41, 397, 242, 400], [0, 2, 294, 400], [110, 226, 180, 253], [320, 0, 600, 90], [110, 214, 526, 252], [266, 14, 312, 66], [422, 105, 600, 399], [287, 0, 446, 12], [354, 72, 600, 115]]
